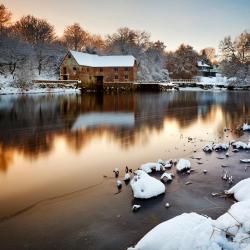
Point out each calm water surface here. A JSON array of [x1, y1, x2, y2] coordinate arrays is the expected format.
[[0, 91, 250, 249]]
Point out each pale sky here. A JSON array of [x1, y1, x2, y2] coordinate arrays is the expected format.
[[2, 0, 250, 51]]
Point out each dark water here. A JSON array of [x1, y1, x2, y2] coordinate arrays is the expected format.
[[0, 90, 250, 250]]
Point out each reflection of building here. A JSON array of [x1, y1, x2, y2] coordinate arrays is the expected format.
[[72, 112, 135, 131], [60, 51, 137, 89]]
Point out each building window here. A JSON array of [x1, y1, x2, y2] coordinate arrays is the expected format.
[[87, 68, 89, 72], [100, 68, 103, 72], [73, 67, 77, 71], [125, 75, 129, 80], [68, 54, 71, 59], [125, 67, 129, 71], [115, 75, 119, 80], [114, 67, 118, 72]]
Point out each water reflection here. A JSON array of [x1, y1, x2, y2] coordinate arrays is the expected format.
[[0, 91, 250, 173]]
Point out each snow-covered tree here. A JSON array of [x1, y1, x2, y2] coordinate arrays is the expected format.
[[220, 31, 250, 85], [106, 27, 169, 81]]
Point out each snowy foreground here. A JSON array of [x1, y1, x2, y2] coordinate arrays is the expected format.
[[128, 178, 250, 250]]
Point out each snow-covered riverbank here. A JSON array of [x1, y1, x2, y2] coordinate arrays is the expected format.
[[128, 178, 250, 250]]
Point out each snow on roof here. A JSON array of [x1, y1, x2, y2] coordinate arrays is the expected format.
[[70, 51, 136, 67], [197, 61, 211, 68]]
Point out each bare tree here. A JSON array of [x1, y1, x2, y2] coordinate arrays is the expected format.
[[62, 23, 89, 51], [166, 44, 199, 79], [0, 4, 11, 33], [13, 15, 55, 44], [200, 47, 216, 64]]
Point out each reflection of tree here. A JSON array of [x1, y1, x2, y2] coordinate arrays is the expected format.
[[0, 91, 250, 172], [0, 146, 14, 172]]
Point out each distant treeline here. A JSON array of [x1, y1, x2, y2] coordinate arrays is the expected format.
[[0, 4, 249, 87]]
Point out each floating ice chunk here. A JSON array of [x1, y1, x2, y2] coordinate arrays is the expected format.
[[242, 123, 250, 131], [130, 170, 165, 199], [176, 159, 191, 172], [160, 173, 173, 182], [232, 141, 250, 150], [212, 143, 229, 151], [203, 144, 213, 152]]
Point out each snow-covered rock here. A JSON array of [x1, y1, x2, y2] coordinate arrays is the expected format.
[[127, 213, 222, 250], [132, 205, 141, 212], [232, 141, 250, 150], [128, 178, 250, 250], [130, 170, 165, 199], [242, 123, 250, 131], [158, 159, 173, 169], [225, 178, 250, 201], [176, 159, 191, 172], [214, 199, 250, 247], [160, 173, 173, 182], [140, 163, 160, 173], [213, 143, 229, 151], [140, 161, 169, 173], [203, 144, 213, 153]]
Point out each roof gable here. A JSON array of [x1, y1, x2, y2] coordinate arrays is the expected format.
[[69, 51, 136, 67]]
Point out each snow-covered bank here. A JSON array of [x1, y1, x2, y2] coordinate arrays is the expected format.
[[197, 76, 228, 87], [128, 178, 250, 250], [0, 75, 80, 95], [0, 86, 80, 95]]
